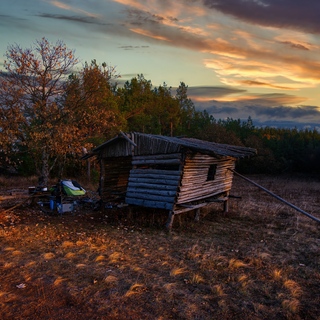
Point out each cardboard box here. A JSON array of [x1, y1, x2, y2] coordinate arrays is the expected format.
[[57, 203, 74, 214]]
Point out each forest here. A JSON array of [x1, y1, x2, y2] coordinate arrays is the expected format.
[[1, 38, 320, 182]]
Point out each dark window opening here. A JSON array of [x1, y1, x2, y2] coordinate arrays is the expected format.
[[207, 164, 217, 181]]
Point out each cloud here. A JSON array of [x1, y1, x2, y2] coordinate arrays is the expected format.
[[186, 86, 246, 100], [202, 0, 320, 34], [129, 28, 171, 41], [118, 45, 150, 50], [48, 0, 100, 18], [194, 96, 320, 126], [37, 13, 103, 24], [112, 2, 320, 90], [246, 105, 320, 119], [238, 80, 293, 90], [279, 41, 310, 51]]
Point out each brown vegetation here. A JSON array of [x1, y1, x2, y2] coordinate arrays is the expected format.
[[0, 174, 319, 319]]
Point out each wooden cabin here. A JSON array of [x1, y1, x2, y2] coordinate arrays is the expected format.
[[85, 132, 256, 229]]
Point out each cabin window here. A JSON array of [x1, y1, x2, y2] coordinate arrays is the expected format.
[[207, 164, 217, 181]]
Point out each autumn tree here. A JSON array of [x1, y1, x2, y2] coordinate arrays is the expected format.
[[0, 38, 81, 185], [63, 60, 124, 148]]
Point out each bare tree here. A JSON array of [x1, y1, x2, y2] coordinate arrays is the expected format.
[[0, 38, 78, 186]]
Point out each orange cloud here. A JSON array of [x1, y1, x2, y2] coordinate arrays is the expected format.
[[129, 28, 171, 41], [49, 0, 100, 18]]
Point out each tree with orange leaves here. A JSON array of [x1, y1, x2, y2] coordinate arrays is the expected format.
[[0, 38, 80, 185], [0, 38, 122, 186]]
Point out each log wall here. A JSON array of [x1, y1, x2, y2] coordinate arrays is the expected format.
[[125, 153, 183, 210], [100, 156, 132, 202], [176, 153, 235, 205]]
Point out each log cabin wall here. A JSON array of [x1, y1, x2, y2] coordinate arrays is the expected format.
[[100, 156, 132, 203], [175, 153, 235, 205], [125, 152, 183, 210]]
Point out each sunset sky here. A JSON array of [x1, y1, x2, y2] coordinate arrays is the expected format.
[[1, 0, 320, 129]]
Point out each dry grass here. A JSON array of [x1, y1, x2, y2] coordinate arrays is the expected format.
[[0, 174, 319, 319]]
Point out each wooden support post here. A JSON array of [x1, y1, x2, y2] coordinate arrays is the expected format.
[[166, 211, 175, 231], [223, 199, 229, 212], [223, 192, 229, 212], [194, 208, 200, 221]]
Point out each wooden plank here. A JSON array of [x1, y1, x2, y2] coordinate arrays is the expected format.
[[129, 172, 181, 181], [128, 177, 180, 186], [127, 186, 177, 197], [125, 197, 174, 210], [132, 159, 181, 165], [178, 180, 231, 195], [127, 182, 179, 191], [125, 192, 175, 203], [131, 168, 181, 176], [176, 190, 229, 204], [133, 153, 182, 160], [126, 187, 177, 197], [173, 203, 208, 214]]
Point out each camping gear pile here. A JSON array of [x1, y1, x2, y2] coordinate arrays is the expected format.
[[34, 179, 97, 214]]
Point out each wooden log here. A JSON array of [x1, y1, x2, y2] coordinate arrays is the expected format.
[[126, 187, 177, 197], [173, 203, 208, 214], [132, 159, 181, 166], [176, 183, 231, 203], [128, 177, 180, 186], [125, 192, 175, 203], [127, 182, 179, 191], [131, 169, 181, 176], [129, 173, 181, 181], [125, 197, 174, 210], [194, 208, 200, 221], [133, 153, 182, 160]]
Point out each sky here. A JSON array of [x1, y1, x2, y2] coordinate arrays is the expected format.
[[1, 0, 320, 130]]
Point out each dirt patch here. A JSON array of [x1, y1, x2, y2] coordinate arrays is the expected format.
[[0, 174, 319, 319]]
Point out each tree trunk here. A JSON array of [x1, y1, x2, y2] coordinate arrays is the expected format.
[[40, 150, 50, 187]]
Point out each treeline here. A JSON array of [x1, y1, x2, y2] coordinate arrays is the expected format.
[[1, 39, 320, 183], [194, 117, 320, 174]]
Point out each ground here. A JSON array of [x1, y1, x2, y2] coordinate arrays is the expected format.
[[0, 174, 319, 319]]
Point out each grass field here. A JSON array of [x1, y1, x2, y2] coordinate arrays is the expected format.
[[0, 174, 319, 319]]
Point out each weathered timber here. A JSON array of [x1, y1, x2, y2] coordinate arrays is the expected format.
[[120, 130, 137, 147], [175, 153, 235, 205], [132, 159, 182, 166], [126, 182, 178, 191], [125, 197, 174, 210], [178, 180, 232, 195], [126, 192, 175, 203], [173, 203, 208, 214], [126, 187, 177, 197], [128, 177, 180, 186], [133, 153, 182, 160], [131, 168, 181, 176], [100, 156, 132, 201], [129, 172, 181, 181], [87, 132, 256, 229]]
